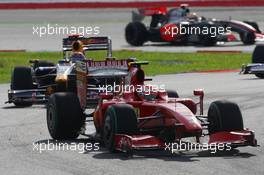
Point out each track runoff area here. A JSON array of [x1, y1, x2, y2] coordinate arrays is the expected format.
[[0, 6, 263, 52]]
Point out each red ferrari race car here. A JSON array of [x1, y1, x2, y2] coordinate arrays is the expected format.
[[125, 5, 264, 46], [46, 54, 257, 155], [241, 44, 264, 78]]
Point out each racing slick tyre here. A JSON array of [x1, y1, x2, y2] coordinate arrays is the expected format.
[[11, 66, 33, 107], [166, 90, 179, 98], [243, 21, 261, 33], [47, 92, 85, 140], [240, 31, 256, 45], [208, 100, 244, 134], [252, 44, 264, 63], [252, 44, 264, 78], [125, 22, 148, 46], [103, 104, 138, 152]]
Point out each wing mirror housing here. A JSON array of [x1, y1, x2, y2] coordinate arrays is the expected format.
[[193, 89, 204, 115]]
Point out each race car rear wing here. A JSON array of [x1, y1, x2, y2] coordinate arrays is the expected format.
[[62, 35, 112, 58], [76, 59, 128, 77], [132, 7, 167, 22], [139, 7, 167, 16], [76, 59, 129, 109]]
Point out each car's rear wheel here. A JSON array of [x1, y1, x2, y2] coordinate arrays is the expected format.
[[208, 100, 244, 134], [47, 92, 85, 140], [11, 66, 33, 107], [240, 31, 255, 45], [125, 22, 148, 46], [252, 44, 264, 78], [103, 104, 138, 152]]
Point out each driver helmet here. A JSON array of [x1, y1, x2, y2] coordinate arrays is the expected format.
[[70, 40, 85, 62], [72, 40, 83, 53], [180, 4, 190, 16]]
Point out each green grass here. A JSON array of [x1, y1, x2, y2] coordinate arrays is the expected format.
[[0, 51, 251, 83]]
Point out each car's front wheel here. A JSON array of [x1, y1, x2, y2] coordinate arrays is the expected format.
[[47, 92, 85, 140], [125, 22, 148, 46], [103, 104, 138, 152], [208, 100, 244, 134], [11, 66, 33, 107]]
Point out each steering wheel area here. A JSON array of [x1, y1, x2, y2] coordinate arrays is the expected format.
[[136, 86, 158, 101]]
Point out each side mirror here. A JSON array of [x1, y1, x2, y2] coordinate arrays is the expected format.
[[194, 89, 204, 97], [193, 89, 204, 115]]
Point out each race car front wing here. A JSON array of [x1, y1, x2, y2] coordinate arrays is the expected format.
[[114, 129, 258, 154], [241, 63, 264, 75], [6, 89, 47, 104]]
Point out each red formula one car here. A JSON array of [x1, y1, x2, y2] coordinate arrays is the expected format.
[[46, 57, 257, 155]]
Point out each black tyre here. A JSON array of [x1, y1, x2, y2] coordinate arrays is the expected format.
[[125, 22, 147, 46], [252, 44, 264, 78], [47, 92, 85, 140], [208, 100, 244, 134], [11, 66, 33, 107], [243, 21, 261, 33], [103, 104, 138, 152], [166, 90, 179, 98], [240, 32, 256, 45], [252, 44, 264, 63]]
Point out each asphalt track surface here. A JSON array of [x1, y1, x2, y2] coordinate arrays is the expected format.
[[0, 72, 264, 175], [0, 7, 264, 52]]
